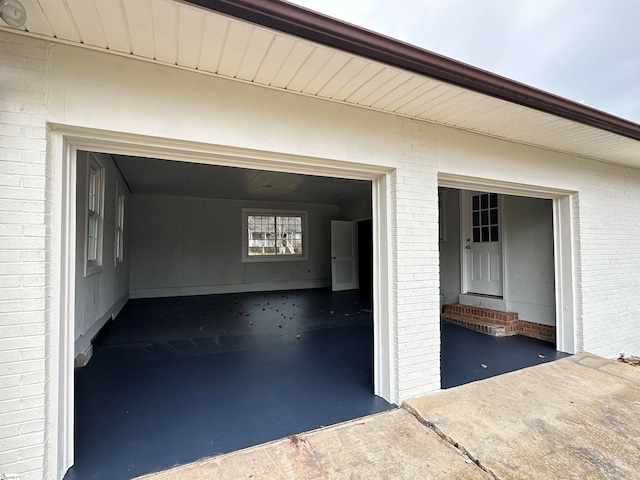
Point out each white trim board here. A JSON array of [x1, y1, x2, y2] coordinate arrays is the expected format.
[[439, 174, 577, 355], [130, 279, 331, 299]]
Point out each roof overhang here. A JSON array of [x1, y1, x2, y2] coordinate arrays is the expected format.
[[192, 0, 640, 143], [3, 0, 640, 167]]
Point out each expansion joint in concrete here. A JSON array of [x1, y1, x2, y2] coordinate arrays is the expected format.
[[402, 403, 500, 480]]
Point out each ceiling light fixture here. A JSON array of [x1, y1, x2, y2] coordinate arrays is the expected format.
[[0, 0, 26, 28]]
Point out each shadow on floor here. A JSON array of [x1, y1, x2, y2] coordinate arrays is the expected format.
[[440, 320, 570, 389]]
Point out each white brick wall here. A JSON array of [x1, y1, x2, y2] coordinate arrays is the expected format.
[[0, 32, 49, 480], [393, 117, 440, 401], [577, 159, 640, 358]]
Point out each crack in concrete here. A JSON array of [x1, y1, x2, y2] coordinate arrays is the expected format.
[[402, 403, 500, 480]]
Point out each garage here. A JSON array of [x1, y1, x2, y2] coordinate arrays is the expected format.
[[66, 150, 393, 479]]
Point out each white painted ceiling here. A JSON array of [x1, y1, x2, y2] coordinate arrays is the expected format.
[[5, 0, 640, 166], [113, 154, 371, 204]]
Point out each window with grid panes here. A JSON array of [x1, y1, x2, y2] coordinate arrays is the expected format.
[[471, 193, 499, 243], [243, 209, 306, 261], [115, 185, 125, 265], [86, 154, 104, 275]]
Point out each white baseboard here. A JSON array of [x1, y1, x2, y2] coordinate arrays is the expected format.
[[458, 293, 507, 312], [129, 279, 331, 299]]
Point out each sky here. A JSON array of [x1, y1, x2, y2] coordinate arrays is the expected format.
[[291, 0, 640, 124]]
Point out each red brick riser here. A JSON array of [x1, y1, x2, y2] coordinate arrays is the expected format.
[[441, 304, 555, 343]]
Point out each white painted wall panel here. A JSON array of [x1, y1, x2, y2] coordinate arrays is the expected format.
[[438, 126, 583, 191], [74, 152, 131, 356], [339, 195, 371, 221], [503, 196, 555, 326], [438, 188, 461, 305], [129, 195, 338, 297], [47, 44, 397, 167]]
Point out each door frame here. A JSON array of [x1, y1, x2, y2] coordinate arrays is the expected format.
[[460, 190, 506, 299], [47, 124, 394, 478], [331, 220, 358, 291], [440, 173, 577, 355]]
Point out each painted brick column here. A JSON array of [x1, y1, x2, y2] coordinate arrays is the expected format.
[[577, 158, 640, 358], [391, 117, 440, 402], [0, 32, 50, 480]]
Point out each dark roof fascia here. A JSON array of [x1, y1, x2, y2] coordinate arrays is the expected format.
[[188, 0, 640, 142]]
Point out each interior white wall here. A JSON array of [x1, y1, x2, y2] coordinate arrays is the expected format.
[[438, 187, 461, 305], [74, 151, 131, 356], [129, 194, 338, 297], [339, 195, 372, 221], [503, 196, 555, 325]]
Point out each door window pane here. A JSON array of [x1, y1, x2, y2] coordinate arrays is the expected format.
[[471, 193, 499, 243]]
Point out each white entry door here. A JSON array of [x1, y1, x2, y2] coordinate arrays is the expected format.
[[331, 220, 358, 291], [465, 192, 503, 296]]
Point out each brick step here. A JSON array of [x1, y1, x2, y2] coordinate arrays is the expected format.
[[441, 304, 555, 342], [443, 303, 518, 325], [442, 312, 518, 336]]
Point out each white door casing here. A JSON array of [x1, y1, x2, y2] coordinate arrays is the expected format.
[[465, 191, 503, 297], [331, 220, 358, 291], [442, 173, 577, 354]]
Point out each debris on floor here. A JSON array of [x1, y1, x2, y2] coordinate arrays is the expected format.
[[617, 355, 640, 367]]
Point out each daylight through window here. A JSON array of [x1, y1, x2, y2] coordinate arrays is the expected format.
[[246, 212, 304, 258], [115, 185, 125, 265], [86, 154, 104, 275]]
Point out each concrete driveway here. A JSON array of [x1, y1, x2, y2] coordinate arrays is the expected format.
[[138, 353, 640, 479]]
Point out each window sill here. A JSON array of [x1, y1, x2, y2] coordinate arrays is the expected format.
[[242, 255, 307, 263], [84, 264, 103, 277]]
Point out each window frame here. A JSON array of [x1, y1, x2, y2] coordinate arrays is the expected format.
[[242, 208, 308, 262], [114, 183, 125, 267], [85, 153, 105, 276]]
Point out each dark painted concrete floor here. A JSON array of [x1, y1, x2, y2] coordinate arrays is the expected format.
[[440, 320, 570, 389], [65, 289, 392, 480], [65, 289, 569, 480]]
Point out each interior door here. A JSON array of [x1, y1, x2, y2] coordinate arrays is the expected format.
[[466, 192, 503, 296], [331, 220, 358, 291]]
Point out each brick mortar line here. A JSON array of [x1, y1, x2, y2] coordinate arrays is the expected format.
[[401, 403, 500, 480]]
